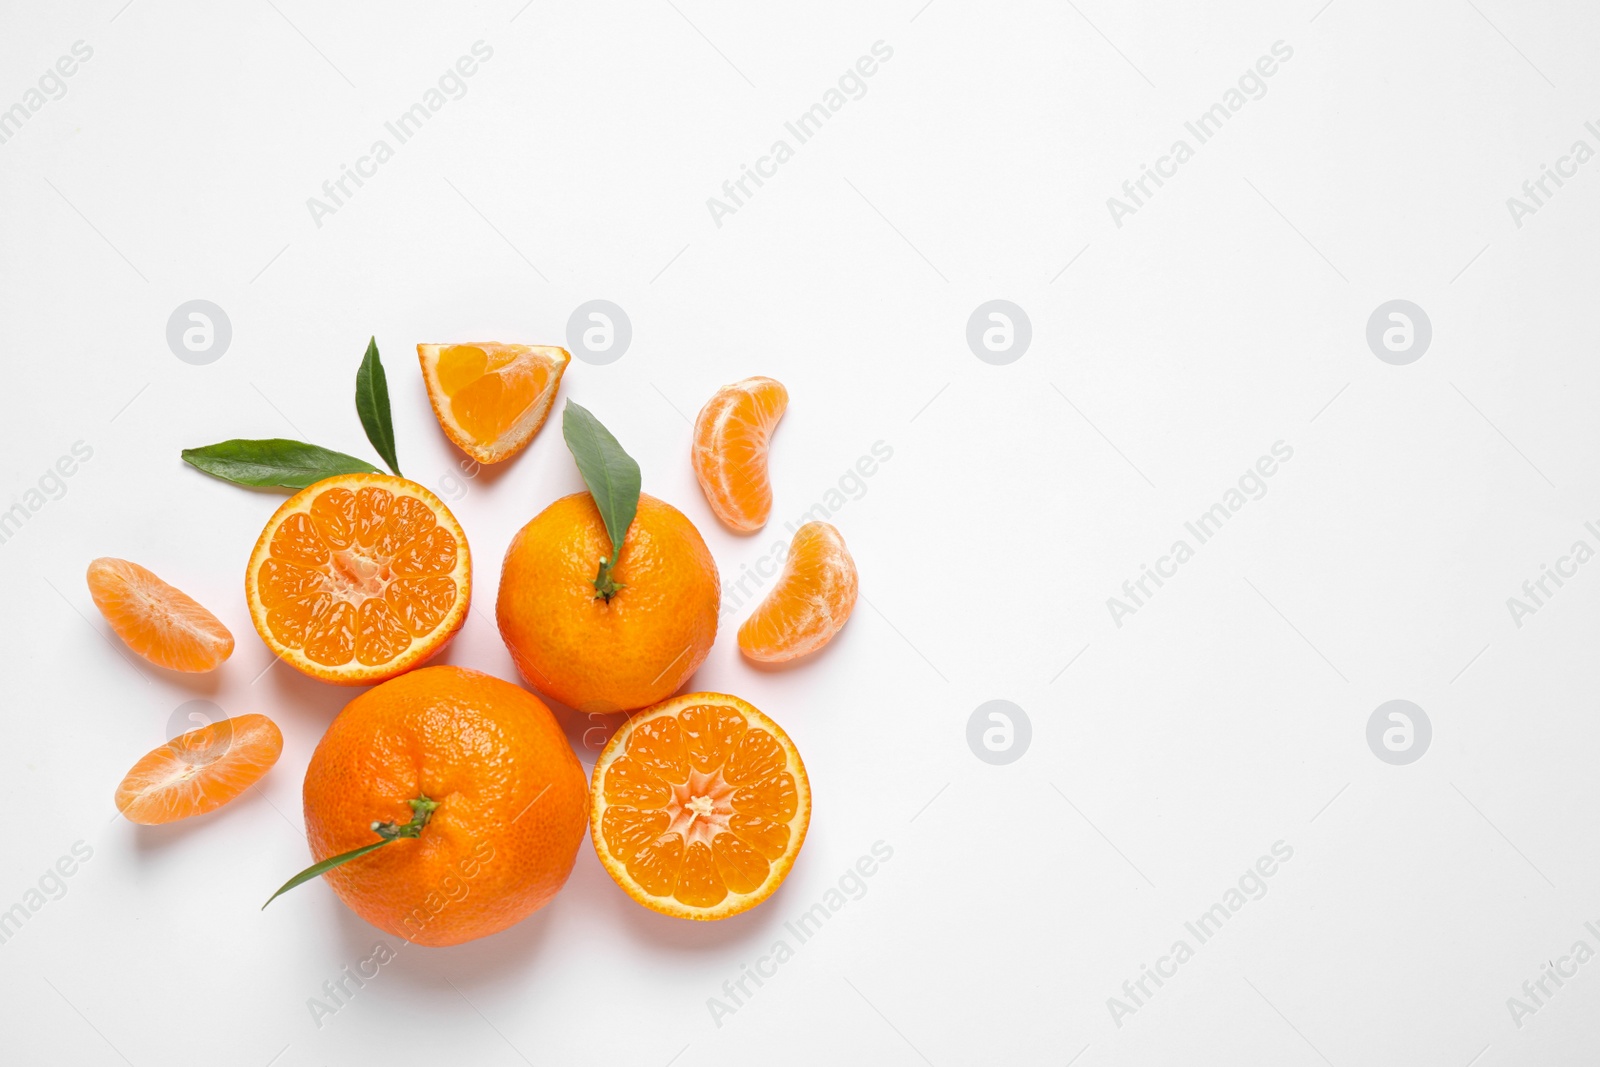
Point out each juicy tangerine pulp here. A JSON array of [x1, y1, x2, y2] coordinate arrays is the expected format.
[[738, 521, 858, 662], [115, 714, 283, 825], [598, 700, 803, 912], [256, 484, 461, 668], [430, 344, 562, 448], [692, 376, 788, 533], [86, 557, 234, 672]]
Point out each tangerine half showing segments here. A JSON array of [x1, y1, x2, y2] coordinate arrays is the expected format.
[[245, 473, 470, 685], [497, 492, 719, 713], [591, 692, 810, 920], [301, 666, 588, 947]]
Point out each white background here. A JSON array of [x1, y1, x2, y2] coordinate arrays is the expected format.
[[3, 1, 1599, 1064]]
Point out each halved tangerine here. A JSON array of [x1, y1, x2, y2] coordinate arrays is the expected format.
[[245, 473, 470, 685], [116, 713, 283, 824], [591, 692, 810, 920], [692, 376, 788, 533], [418, 343, 570, 463]]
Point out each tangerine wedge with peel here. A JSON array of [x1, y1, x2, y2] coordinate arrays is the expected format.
[[86, 557, 234, 672], [591, 692, 810, 920], [116, 714, 283, 824], [738, 521, 858, 663], [692, 376, 788, 532], [418, 343, 570, 463], [301, 666, 589, 946], [245, 473, 470, 685]]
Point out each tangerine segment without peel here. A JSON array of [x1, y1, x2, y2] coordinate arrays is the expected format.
[[590, 692, 810, 920], [245, 474, 470, 685], [738, 521, 857, 663], [115, 714, 283, 824], [692, 376, 788, 533], [86, 557, 234, 672]]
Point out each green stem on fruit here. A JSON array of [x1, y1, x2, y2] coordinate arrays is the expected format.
[[261, 794, 438, 910], [593, 555, 625, 601], [371, 796, 438, 840]]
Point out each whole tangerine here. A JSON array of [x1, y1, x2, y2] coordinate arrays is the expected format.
[[497, 492, 720, 713], [301, 665, 587, 946]]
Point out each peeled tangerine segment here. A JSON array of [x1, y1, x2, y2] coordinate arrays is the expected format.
[[418, 343, 571, 463], [595, 694, 809, 917], [85, 557, 234, 673], [115, 714, 282, 824], [738, 521, 858, 663], [692, 376, 788, 532]]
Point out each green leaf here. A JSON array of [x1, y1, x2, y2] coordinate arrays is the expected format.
[[561, 400, 641, 600], [181, 439, 381, 490], [355, 336, 401, 476], [261, 840, 390, 909]]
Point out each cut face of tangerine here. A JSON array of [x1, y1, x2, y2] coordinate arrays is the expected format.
[[86, 557, 234, 673], [692, 376, 788, 533], [116, 713, 283, 824], [418, 343, 570, 463], [245, 473, 470, 685], [591, 692, 810, 920], [738, 521, 858, 663]]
